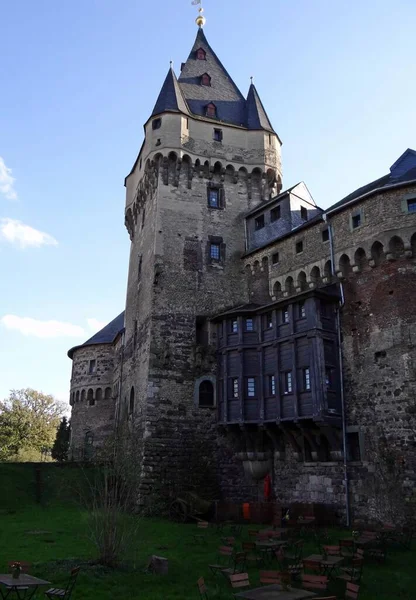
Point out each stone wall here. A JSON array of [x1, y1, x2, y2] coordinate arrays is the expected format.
[[69, 344, 117, 458]]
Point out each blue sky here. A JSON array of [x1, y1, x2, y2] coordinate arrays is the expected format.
[[0, 0, 415, 408]]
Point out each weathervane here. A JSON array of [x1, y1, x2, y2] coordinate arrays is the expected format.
[[192, 0, 206, 28]]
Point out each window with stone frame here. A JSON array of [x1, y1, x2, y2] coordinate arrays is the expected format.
[[296, 240, 304, 254], [407, 198, 416, 213], [207, 185, 225, 209], [322, 228, 329, 242], [207, 236, 225, 266], [88, 359, 96, 374], [213, 128, 223, 142], [350, 210, 363, 230], [199, 380, 215, 407], [272, 252, 279, 265]]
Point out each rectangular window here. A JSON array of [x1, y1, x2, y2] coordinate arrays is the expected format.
[[208, 188, 220, 208], [152, 118, 162, 130], [186, 118, 189, 129], [88, 359, 96, 374], [347, 432, 362, 461], [296, 240, 304, 253], [231, 319, 238, 333], [352, 213, 361, 229], [284, 372, 293, 394], [303, 367, 311, 391], [268, 375, 276, 396], [245, 318, 254, 332], [300, 206, 308, 220], [407, 199, 416, 213], [272, 252, 279, 265], [265, 312, 273, 329], [325, 368, 334, 390], [210, 243, 221, 261], [282, 309, 289, 324], [255, 214, 265, 230], [322, 228, 329, 242], [232, 378, 239, 399], [299, 302, 306, 319], [270, 206, 281, 222], [213, 128, 223, 142], [247, 377, 256, 397]]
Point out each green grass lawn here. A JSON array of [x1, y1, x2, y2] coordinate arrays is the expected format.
[[0, 506, 415, 599]]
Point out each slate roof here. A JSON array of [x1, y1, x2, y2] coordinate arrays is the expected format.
[[68, 311, 125, 359], [178, 28, 247, 127], [152, 67, 190, 117], [327, 159, 416, 214], [246, 83, 275, 132]]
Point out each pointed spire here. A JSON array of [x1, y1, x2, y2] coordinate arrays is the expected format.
[[178, 29, 246, 126], [246, 83, 275, 133], [152, 66, 190, 117]]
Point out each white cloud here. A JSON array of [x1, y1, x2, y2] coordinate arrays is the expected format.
[[87, 318, 108, 332], [0, 218, 58, 248], [0, 157, 17, 200], [1, 315, 85, 339]]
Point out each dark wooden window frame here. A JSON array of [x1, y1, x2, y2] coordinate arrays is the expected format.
[[255, 214, 265, 230], [270, 205, 281, 222]]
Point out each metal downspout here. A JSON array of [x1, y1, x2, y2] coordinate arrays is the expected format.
[[324, 213, 351, 527]]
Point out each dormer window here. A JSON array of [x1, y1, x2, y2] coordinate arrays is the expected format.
[[201, 73, 211, 86], [196, 48, 206, 60], [206, 103, 217, 118]]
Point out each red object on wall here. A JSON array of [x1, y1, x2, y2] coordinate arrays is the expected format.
[[264, 474, 272, 500], [243, 502, 251, 520]]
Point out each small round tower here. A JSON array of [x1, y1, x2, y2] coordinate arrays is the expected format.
[[67, 312, 124, 460]]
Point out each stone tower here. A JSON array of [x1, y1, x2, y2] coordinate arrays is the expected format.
[[121, 24, 282, 497]]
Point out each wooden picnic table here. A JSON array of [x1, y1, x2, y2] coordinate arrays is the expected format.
[[235, 584, 316, 599], [0, 574, 50, 600], [304, 553, 344, 577]]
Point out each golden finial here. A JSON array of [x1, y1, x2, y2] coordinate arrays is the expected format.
[[195, 7, 206, 28]]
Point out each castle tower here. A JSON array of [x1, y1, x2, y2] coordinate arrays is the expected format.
[[121, 22, 282, 498]]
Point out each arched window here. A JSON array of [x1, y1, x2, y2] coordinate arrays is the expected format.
[[324, 260, 333, 279], [201, 73, 211, 86], [104, 387, 112, 400], [371, 241, 384, 266], [339, 254, 351, 278], [297, 271, 307, 291], [75, 391, 80, 403], [273, 281, 282, 298], [95, 388, 102, 402], [81, 389, 86, 402], [87, 389, 94, 406], [129, 387, 135, 414], [354, 248, 367, 271], [388, 235, 404, 259], [285, 276, 294, 295], [199, 380, 214, 407], [206, 103, 217, 118], [310, 266, 321, 285]]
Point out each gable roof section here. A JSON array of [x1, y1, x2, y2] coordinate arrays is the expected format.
[[246, 83, 275, 133], [68, 311, 125, 359], [327, 150, 416, 214], [178, 28, 246, 126], [152, 67, 190, 117]]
